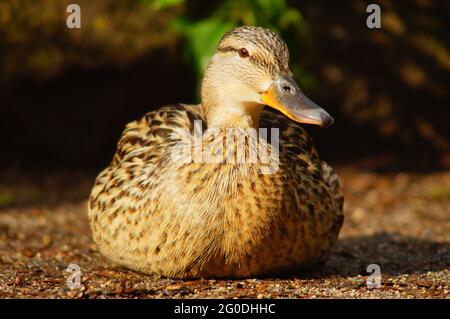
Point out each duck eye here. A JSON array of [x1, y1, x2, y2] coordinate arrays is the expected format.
[[238, 48, 249, 58], [283, 85, 292, 93]]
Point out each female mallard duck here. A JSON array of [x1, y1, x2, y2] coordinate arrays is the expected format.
[[88, 26, 344, 279]]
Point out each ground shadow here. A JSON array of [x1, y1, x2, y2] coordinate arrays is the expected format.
[[292, 232, 450, 279]]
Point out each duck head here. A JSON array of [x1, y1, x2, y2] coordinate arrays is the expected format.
[[201, 26, 333, 129]]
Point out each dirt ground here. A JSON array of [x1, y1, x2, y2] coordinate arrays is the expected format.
[[0, 167, 449, 299]]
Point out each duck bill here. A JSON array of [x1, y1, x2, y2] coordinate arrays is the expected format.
[[260, 75, 334, 128]]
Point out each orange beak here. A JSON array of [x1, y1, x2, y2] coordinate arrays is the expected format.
[[260, 74, 333, 128]]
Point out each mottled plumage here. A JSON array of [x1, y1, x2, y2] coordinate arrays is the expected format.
[[88, 26, 344, 278]]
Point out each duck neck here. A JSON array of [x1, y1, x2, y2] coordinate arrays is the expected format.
[[202, 100, 262, 129], [200, 57, 263, 129]]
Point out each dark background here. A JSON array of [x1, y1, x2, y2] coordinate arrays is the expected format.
[[1, 0, 449, 172]]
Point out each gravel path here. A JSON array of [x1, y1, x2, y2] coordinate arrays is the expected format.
[[0, 168, 449, 298]]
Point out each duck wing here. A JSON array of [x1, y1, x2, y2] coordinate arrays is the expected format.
[[260, 108, 344, 214], [109, 104, 205, 167]]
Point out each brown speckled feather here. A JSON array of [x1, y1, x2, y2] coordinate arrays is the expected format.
[[89, 103, 343, 278]]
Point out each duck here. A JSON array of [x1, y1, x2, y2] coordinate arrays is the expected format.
[[88, 26, 344, 279]]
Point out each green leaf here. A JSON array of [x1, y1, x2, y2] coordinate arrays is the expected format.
[[145, 0, 185, 10]]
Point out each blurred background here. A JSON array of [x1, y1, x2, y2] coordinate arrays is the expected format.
[[0, 0, 449, 203], [1, 0, 449, 170]]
